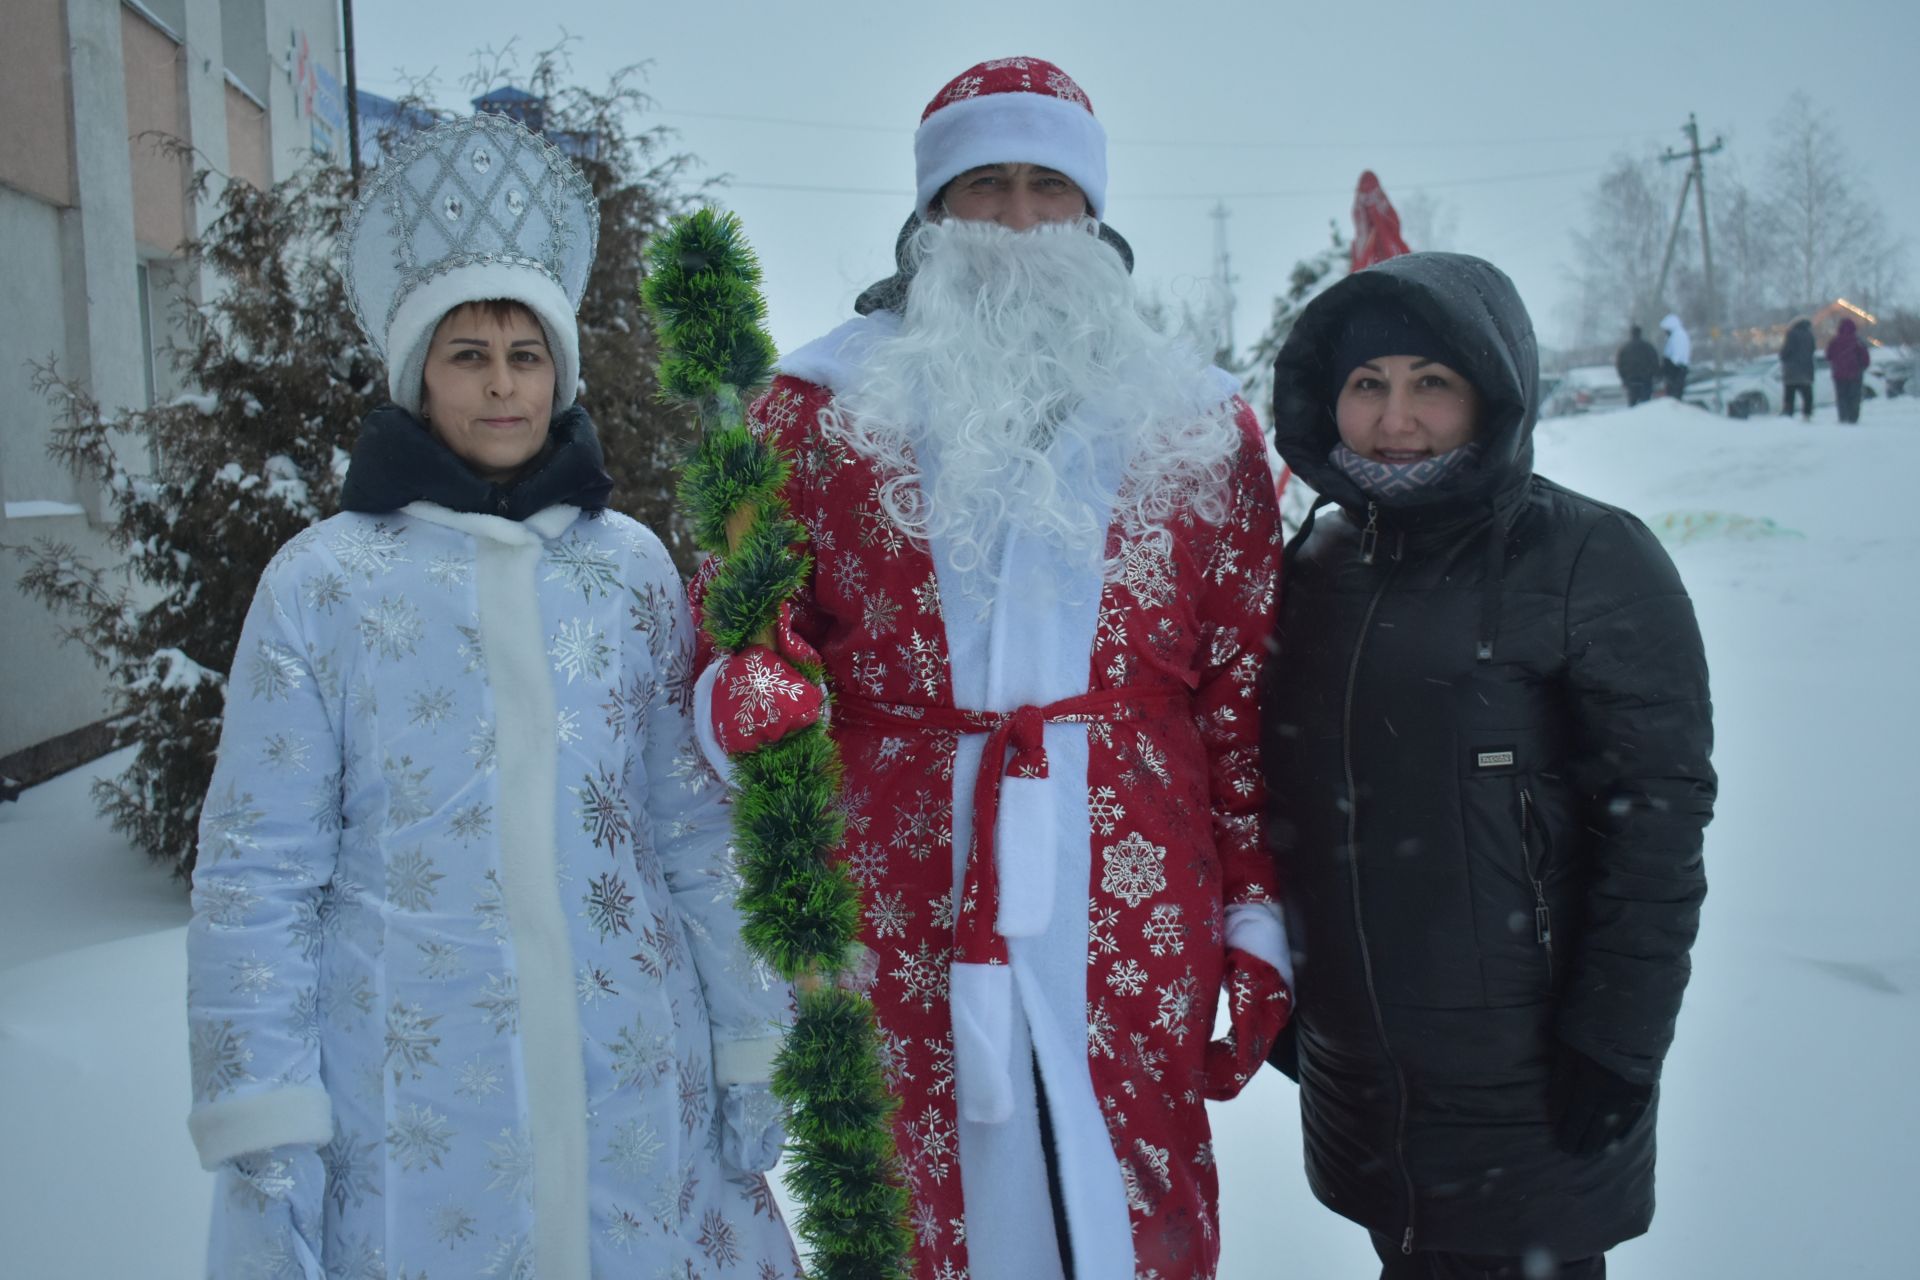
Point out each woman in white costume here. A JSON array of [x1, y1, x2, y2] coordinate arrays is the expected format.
[[185, 113, 799, 1279]]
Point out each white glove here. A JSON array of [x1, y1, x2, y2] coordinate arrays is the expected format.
[[207, 1144, 325, 1279], [718, 1082, 787, 1174]]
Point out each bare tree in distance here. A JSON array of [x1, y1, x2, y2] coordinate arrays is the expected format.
[[1564, 154, 1685, 348], [1761, 92, 1902, 312]]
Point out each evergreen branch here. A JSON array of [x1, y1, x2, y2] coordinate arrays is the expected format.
[[698, 511, 809, 651], [678, 423, 789, 554]]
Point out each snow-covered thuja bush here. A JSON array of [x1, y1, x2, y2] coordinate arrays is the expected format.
[[12, 164, 379, 878]]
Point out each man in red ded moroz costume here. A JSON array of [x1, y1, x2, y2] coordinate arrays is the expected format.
[[690, 56, 1293, 1280]]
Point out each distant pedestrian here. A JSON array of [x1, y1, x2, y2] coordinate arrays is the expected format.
[[1827, 316, 1871, 424], [1659, 313, 1691, 400], [1615, 324, 1660, 406], [1779, 318, 1815, 420]]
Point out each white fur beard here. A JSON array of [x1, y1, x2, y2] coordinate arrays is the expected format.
[[827, 218, 1240, 604]]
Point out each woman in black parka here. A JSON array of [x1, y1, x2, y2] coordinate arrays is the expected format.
[[1263, 252, 1714, 1279]]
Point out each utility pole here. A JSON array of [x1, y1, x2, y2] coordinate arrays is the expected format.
[[1209, 201, 1237, 364], [1655, 114, 1724, 410], [342, 0, 362, 189]]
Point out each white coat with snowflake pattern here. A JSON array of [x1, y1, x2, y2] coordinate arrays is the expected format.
[[186, 500, 799, 1279]]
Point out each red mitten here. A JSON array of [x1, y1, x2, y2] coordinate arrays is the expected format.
[[711, 644, 824, 755], [1203, 948, 1293, 1100]]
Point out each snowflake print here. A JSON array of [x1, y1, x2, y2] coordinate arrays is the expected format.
[[1151, 969, 1201, 1044], [911, 1200, 943, 1250], [1237, 568, 1276, 618], [1122, 1031, 1169, 1085], [473, 972, 518, 1035], [261, 732, 311, 773], [457, 625, 485, 673], [1101, 832, 1168, 908], [832, 552, 871, 599], [848, 649, 890, 696], [383, 1000, 443, 1082], [725, 656, 811, 735], [1143, 903, 1188, 956], [857, 483, 910, 556], [677, 1052, 712, 1134], [1118, 537, 1177, 609], [387, 1102, 452, 1171], [1088, 786, 1126, 835], [481, 1232, 536, 1279], [873, 1025, 915, 1090], [433, 1203, 477, 1246], [1107, 958, 1150, 997], [609, 1020, 674, 1088], [201, 783, 264, 863], [867, 890, 910, 940], [549, 618, 612, 684], [1089, 901, 1121, 961], [407, 686, 455, 728], [862, 591, 902, 636], [602, 1118, 664, 1185], [456, 1058, 505, 1099], [845, 842, 888, 888], [1096, 601, 1129, 649], [473, 870, 509, 937], [382, 754, 434, 826], [912, 572, 944, 619], [1088, 999, 1118, 1059], [572, 766, 633, 852], [632, 910, 686, 980], [698, 1208, 740, 1267], [577, 966, 619, 1005], [249, 639, 305, 701], [426, 552, 470, 589], [197, 878, 260, 927], [190, 1018, 252, 1098], [485, 1129, 536, 1202], [228, 953, 275, 998], [899, 631, 944, 698], [906, 1105, 959, 1184], [939, 73, 984, 104], [357, 596, 423, 661], [302, 571, 347, 613], [890, 791, 953, 863], [603, 1209, 647, 1251], [418, 940, 462, 980], [583, 871, 635, 939], [331, 521, 409, 579], [923, 1034, 956, 1097], [927, 888, 956, 932], [321, 1133, 381, 1213], [891, 940, 952, 1012], [1121, 732, 1173, 787], [450, 801, 492, 843], [545, 534, 620, 599]]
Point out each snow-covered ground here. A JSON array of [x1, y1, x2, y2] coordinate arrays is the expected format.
[[4, 397, 1915, 1277]]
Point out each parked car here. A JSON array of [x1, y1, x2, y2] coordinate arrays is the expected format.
[[1543, 364, 1630, 417], [1685, 352, 1886, 418]]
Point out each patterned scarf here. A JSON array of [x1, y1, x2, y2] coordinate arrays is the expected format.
[[1329, 440, 1483, 502]]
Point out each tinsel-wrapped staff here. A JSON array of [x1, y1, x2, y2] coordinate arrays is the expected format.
[[642, 209, 913, 1280]]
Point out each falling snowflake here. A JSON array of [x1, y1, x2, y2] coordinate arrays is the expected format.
[[602, 1117, 664, 1185], [472, 972, 519, 1035], [583, 871, 636, 940], [698, 1208, 740, 1267], [426, 553, 471, 589], [407, 686, 455, 728], [1102, 832, 1168, 909], [260, 732, 311, 773], [249, 639, 305, 702], [867, 890, 910, 940], [331, 521, 409, 579], [572, 766, 634, 852], [383, 1001, 443, 1082], [890, 940, 951, 1013], [1143, 903, 1188, 957], [1107, 958, 1150, 997], [190, 1018, 252, 1098], [545, 535, 620, 599], [357, 596, 424, 661], [387, 1102, 453, 1171], [549, 618, 613, 684], [1088, 786, 1126, 835]]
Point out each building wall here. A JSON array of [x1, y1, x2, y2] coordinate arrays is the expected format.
[[0, 0, 341, 766]]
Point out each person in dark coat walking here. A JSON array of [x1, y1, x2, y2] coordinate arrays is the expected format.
[[1779, 318, 1816, 420], [1614, 324, 1659, 406], [1263, 252, 1715, 1280], [1827, 316, 1871, 423]]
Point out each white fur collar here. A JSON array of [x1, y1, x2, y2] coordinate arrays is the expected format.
[[402, 501, 580, 545]]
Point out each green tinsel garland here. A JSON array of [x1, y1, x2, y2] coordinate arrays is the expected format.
[[642, 209, 913, 1280]]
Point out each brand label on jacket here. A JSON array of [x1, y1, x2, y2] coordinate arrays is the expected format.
[[1475, 749, 1516, 769]]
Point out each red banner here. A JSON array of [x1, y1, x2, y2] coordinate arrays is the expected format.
[[1350, 170, 1411, 272]]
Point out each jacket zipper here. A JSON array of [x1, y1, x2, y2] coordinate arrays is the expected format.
[[1342, 519, 1416, 1253], [1518, 787, 1554, 979]]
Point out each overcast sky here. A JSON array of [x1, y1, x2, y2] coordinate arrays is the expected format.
[[352, 0, 1918, 362]]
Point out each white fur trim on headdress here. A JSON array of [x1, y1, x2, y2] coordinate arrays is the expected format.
[[915, 92, 1109, 219], [383, 261, 580, 416]]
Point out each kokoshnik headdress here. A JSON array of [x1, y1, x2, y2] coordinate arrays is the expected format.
[[344, 112, 599, 416]]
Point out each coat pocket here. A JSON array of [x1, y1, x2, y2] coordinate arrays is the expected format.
[[1459, 738, 1556, 1006]]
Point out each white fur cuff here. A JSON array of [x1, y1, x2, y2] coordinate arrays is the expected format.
[[188, 1084, 334, 1170], [693, 660, 737, 787], [712, 1034, 786, 1089], [1225, 901, 1294, 988]]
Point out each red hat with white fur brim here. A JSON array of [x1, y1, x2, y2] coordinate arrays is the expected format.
[[914, 57, 1108, 220]]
